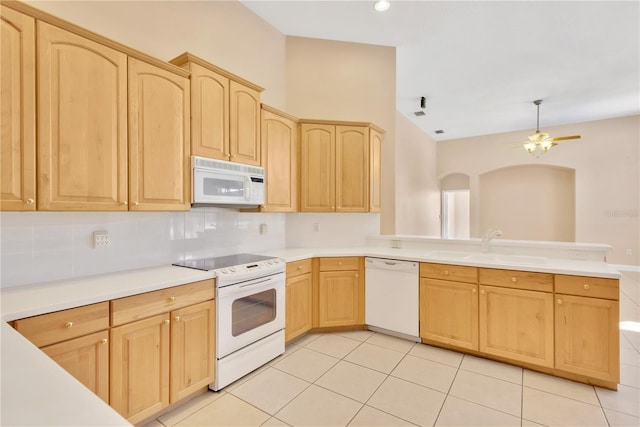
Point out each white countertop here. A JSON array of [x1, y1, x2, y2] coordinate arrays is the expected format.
[[0, 246, 620, 426]]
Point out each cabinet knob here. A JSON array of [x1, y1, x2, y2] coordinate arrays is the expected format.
[[557, 299, 563, 305], [175, 316, 181, 322], [480, 289, 485, 295], [472, 288, 477, 293], [164, 319, 170, 324], [65, 321, 74, 328], [444, 270, 449, 275], [583, 284, 590, 290], [134, 202, 139, 206], [338, 262, 342, 266], [101, 338, 108, 345], [355, 273, 359, 278], [511, 277, 517, 283], [297, 266, 303, 270], [26, 198, 34, 205], [168, 296, 176, 302], [231, 154, 236, 159], [122, 201, 128, 206]]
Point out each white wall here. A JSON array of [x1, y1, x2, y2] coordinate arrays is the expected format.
[[285, 213, 380, 248], [438, 115, 640, 265], [395, 111, 440, 236]]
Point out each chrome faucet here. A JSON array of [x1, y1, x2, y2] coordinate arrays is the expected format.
[[481, 228, 502, 252]]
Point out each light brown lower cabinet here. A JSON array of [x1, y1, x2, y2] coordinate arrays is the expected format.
[[555, 293, 619, 383], [419, 278, 479, 350], [479, 285, 554, 368], [110, 300, 215, 424], [317, 257, 364, 328], [41, 330, 110, 403], [286, 259, 313, 342]]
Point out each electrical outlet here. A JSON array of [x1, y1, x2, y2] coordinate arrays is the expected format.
[[569, 250, 588, 260], [626, 248, 633, 256], [391, 240, 402, 249], [259, 223, 268, 234], [93, 230, 110, 248], [313, 223, 320, 232]]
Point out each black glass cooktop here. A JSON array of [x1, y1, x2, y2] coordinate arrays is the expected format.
[[172, 253, 276, 271]]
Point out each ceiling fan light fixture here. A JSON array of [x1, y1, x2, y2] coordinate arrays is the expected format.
[[374, 0, 391, 12]]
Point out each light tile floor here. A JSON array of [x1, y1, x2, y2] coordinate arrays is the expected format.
[[143, 271, 640, 427]]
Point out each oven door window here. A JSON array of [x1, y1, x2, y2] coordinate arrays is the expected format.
[[231, 289, 276, 336], [203, 176, 245, 198]]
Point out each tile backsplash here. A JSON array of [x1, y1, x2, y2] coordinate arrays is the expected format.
[[0, 208, 285, 288], [0, 210, 381, 288]]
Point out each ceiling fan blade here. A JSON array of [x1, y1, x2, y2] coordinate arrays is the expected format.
[[550, 135, 581, 141]]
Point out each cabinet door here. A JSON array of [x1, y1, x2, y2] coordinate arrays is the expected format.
[[41, 330, 109, 403], [110, 313, 170, 424], [1, 6, 36, 211], [286, 273, 312, 342], [479, 285, 554, 368], [555, 294, 619, 383], [369, 128, 382, 213], [189, 62, 229, 160], [128, 58, 190, 211], [336, 125, 369, 212], [318, 270, 362, 327], [37, 22, 128, 211], [300, 123, 335, 212], [229, 80, 260, 166], [170, 300, 215, 403], [261, 109, 298, 212], [420, 278, 478, 350]]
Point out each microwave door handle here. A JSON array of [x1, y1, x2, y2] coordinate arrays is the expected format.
[[244, 176, 252, 201]]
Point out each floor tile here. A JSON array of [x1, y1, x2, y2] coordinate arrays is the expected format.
[[275, 384, 362, 427], [290, 333, 321, 347], [460, 354, 523, 384], [367, 376, 446, 426], [141, 419, 164, 427], [604, 407, 640, 427], [449, 369, 521, 416], [268, 343, 302, 367], [523, 387, 608, 426], [348, 405, 417, 426], [391, 354, 457, 393], [621, 346, 640, 367], [158, 391, 225, 426], [229, 367, 309, 415], [315, 360, 387, 403], [260, 416, 291, 426], [596, 384, 640, 417], [344, 342, 406, 374], [523, 369, 599, 405], [435, 395, 521, 427], [273, 347, 339, 382], [365, 332, 417, 353], [337, 329, 375, 342], [521, 419, 546, 427], [174, 393, 270, 427], [620, 363, 640, 388], [408, 343, 463, 368], [305, 333, 361, 359], [225, 363, 271, 392]]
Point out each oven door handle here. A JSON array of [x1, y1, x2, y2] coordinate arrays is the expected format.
[[218, 276, 281, 296], [239, 277, 272, 289]]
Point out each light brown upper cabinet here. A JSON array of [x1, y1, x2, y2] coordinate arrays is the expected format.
[[37, 21, 128, 211], [170, 53, 263, 166], [299, 120, 383, 213], [261, 105, 298, 212], [128, 58, 190, 211], [1, 6, 36, 211]]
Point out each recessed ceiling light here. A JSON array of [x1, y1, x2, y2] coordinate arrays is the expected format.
[[374, 0, 390, 12]]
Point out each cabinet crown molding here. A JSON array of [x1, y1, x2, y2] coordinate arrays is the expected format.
[[170, 52, 264, 92]]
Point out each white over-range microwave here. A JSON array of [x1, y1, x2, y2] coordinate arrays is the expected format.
[[192, 156, 265, 208]]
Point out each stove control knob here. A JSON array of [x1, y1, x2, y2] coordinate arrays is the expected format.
[[267, 260, 273, 265], [221, 269, 228, 274], [230, 267, 236, 273]]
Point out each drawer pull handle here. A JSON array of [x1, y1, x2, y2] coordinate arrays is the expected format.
[[168, 296, 176, 302], [164, 319, 170, 325], [101, 338, 108, 345], [175, 316, 181, 322], [444, 270, 449, 275], [511, 277, 517, 283], [297, 266, 303, 270], [583, 284, 590, 290], [338, 262, 342, 266], [65, 322, 74, 328], [557, 299, 563, 305]]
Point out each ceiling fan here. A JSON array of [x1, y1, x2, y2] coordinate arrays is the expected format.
[[523, 99, 581, 157]]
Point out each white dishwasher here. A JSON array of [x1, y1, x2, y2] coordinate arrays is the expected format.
[[365, 257, 420, 341]]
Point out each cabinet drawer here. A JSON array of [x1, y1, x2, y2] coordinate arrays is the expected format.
[[111, 279, 214, 326], [319, 257, 360, 271], [420, 263, 478, 284], [555, 275, 619, 300], [479, 268, 553, 292], [14, 302, 110, 348], [287, 259, 313, 277]]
